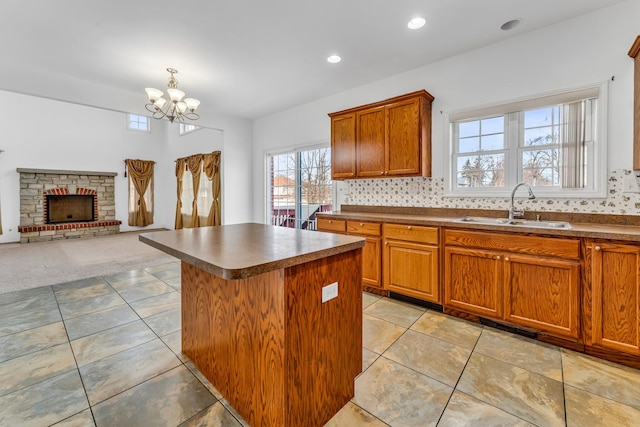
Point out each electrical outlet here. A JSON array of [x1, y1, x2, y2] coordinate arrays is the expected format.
[[322, 282, 338, 303], [622, 175, 640, 193]]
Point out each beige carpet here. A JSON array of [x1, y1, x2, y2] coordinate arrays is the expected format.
[[0, 230, 177, 294]]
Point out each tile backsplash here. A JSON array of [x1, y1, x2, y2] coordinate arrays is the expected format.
[[342, 169, 640, 215]]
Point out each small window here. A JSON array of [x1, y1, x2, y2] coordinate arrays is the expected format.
[[179, 123, 201, 136], [127, 114, 150, 132]]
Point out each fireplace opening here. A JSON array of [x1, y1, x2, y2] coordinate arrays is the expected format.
[[46, 194, 95, 224]]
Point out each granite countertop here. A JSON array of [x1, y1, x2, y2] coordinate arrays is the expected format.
[[317, 208, 640, 242], [139, 223, 365, 280]]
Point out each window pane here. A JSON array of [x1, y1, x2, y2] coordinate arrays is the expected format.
[[459, 137, 479, 153], [481, 116, 504, 134], [524, 126, 556, 146], [481, 134, 503, 151], [524, 108, 554, 128], [456, 154, 505, 188], [522, 149, 559, 186], [269, 147, 332, 230], [459, 121, 479, 138]]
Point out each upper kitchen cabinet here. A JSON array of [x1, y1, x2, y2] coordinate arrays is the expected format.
[[630, 36, 640, 170], [330, 112, 357, 179], [328, 90, 434, 180]]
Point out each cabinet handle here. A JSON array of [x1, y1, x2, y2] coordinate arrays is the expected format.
[[595, 246, 601, 251], [407, 226, 413, 230], [328, 220, 332, 224], [380, 172, 384, 175], [496, 256, 501, 260], [385, 242, 389, 245], [359, 223, 364, 226], [505, 257, 510, 262]]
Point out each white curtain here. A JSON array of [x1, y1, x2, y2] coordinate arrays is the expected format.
[[561, 100, 587, 189]]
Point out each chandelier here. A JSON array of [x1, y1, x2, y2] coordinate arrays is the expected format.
[[145, 68, 200, 123]]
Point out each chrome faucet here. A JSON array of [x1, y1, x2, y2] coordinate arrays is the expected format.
[[508, 182, 536, 220]]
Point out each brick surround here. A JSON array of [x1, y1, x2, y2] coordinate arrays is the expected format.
[[17, 168, 121, 243]]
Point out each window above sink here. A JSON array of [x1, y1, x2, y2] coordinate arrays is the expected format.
[[443, 82, 608, 199]]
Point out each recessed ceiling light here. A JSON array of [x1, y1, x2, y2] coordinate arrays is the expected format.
[[500, 19, 521, 31], [407, 17, 426, 30], [327, 55, 342, 64]]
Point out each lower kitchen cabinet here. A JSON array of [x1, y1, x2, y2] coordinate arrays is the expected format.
[[587, 241, 640, 355], [383, 223, 439, 303], [444, 229, 581, 341], [503, 253, 580, 340], [347, 221, 382, 290], [444, 246, 502, 318], [318, 219, 382, 291]]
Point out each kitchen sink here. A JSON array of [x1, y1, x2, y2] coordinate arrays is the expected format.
[[456, 216, 572, 229]]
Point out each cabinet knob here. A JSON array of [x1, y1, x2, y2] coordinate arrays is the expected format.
[[595, 246, 601, 251], [496, 256, 501, 260], [359, 223, 364, 226], [385, 241, 389, 245], [380, 172, 384, 175], [407, 226, 413, 230], [328, 220, 332, 224], [505, 257, 510, 262]]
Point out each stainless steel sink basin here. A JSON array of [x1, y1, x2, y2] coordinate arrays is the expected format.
[[456, 216, 571, 229]]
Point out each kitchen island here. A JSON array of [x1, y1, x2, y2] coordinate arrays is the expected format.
[[140, 223, 365, 427]]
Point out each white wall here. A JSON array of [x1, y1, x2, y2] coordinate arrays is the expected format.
[[252, 0, 640, 221], [0, 90, 254, 243]]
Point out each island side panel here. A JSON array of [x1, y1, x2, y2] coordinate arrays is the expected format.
[[181, 262, 286, 427], [284, 249, 363, 426]]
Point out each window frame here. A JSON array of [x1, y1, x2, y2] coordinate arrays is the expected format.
[[444, 83, 608, 198], [126, 114, 150, 132]]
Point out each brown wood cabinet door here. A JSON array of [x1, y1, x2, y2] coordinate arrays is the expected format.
[[361, 236, 382, 288], [356, 107, 386, 177], [330, 113, 356, 179], [386, 98, 421, 176], [504, 254, 580, 340], [444, 246, 503, 318], [384, 240, 439, 303], [590, 243, 640, 355]]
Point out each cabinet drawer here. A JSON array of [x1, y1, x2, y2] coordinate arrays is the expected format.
[[384, 223, 438, 244], [444, 229, 580, 259], [347, 221, 381, 236], [317, 218, 346, 233]]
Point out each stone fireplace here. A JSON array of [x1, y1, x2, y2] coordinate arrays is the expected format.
[[17, 168, 122, 243]]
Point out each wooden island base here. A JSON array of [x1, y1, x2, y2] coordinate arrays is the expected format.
[[181, 250, 362, 427]]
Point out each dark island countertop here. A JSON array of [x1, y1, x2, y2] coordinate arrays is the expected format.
[[139, 223, 365, 280]]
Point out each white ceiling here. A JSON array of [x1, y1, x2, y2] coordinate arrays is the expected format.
[[0, 0, 628, 120]]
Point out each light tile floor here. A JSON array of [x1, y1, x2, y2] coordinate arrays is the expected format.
[[2, 262, 640, 426]]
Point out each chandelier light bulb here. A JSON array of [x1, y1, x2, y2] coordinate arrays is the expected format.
[[144, 68, 201, 123]]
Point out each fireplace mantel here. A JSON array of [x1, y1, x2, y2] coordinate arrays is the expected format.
[[16, 168, 118, 177]]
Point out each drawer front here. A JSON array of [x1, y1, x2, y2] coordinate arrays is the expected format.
[[444, 229, 580, 259], [317, 218, 346, 233], [347, 221, 382, 236], [384, 223, 438, 244]]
